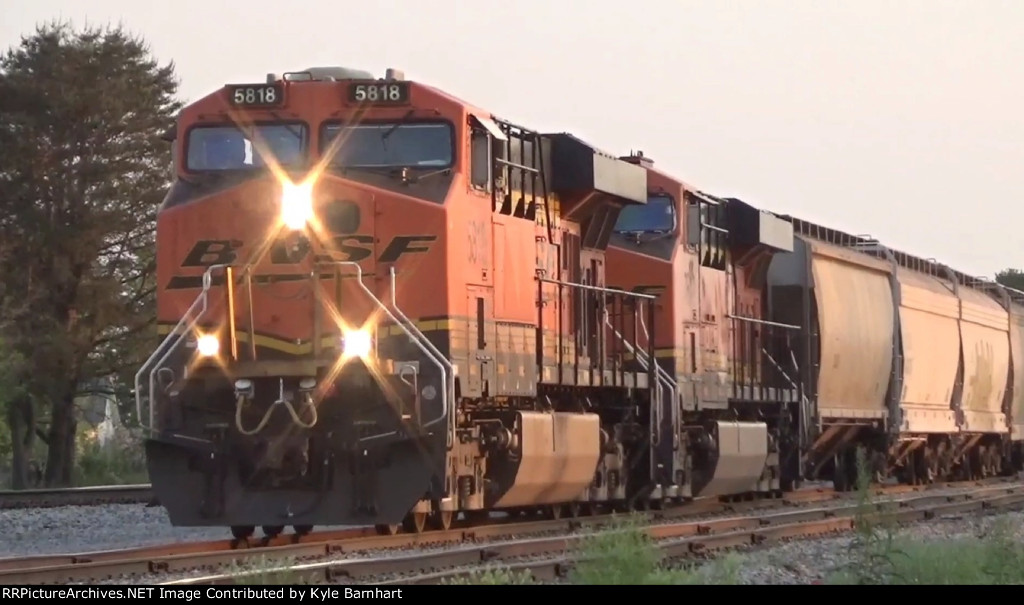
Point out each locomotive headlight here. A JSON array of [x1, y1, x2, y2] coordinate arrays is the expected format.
[[196, 334, 220, 357], [281, 181, 314, 230], [342, 328, 373, 359]]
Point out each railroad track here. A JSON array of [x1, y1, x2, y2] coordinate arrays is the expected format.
[[0, 484, 154, 509], [1, 477, 1015, 585], [179, 480, 1024, 586]]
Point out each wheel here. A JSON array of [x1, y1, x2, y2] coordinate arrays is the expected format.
[[566, 502, 581, 518], [293, 525, 313, 537], [430, 510, 454, 531], [231, 525, 255, 540], [402, 512, 428, 533], [262, 525, 284, 538], [547, 505, 563, 520], [374, 524, 401, 535]]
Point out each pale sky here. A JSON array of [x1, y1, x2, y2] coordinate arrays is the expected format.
[[4, 0, 1022, 278]]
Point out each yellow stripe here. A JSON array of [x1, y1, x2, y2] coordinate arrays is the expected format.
[[156, 318, 457, 355]]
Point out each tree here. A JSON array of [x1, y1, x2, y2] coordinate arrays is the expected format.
[[996, 268, 1024, 292], [0, 333, 34, 488], [0, 21, 181, 486]]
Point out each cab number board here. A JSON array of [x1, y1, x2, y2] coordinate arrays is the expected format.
[[348, 82, 409, 104], [228, 84, 284, 107]]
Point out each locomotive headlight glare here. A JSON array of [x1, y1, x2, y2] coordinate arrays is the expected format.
[[281, 181, 314, 230], [196, 334, 220, 357], [342, 329, 373, 359]]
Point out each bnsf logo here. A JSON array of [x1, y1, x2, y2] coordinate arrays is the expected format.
[[165, 234, 436, 291]]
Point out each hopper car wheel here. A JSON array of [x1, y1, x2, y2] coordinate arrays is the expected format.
[[293, 525, 313, 537], [546, 505, 562, 520], [402, 512, 428, 534], [262, 525, 284, 539], [566, 502, 580, 518], [430, 510, 453, 531], [375, 524, 401, 535], [231, 525, 255, 540]]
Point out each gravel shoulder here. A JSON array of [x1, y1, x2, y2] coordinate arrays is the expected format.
[[733, 509, 1024, 584]]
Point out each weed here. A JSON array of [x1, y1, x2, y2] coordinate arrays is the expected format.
[[442, 567, 536, 585], [569, 515, 744, 585], [224, 555, 314, 584], [842, 446, 900, 585], [829, 449, 1024, 585]]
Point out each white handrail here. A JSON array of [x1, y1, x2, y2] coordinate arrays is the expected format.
[[134, 264, 227, 431]]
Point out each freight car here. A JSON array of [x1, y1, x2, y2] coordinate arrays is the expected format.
[[763, 219, 1024, 488], [136, 65, 1023, 539]]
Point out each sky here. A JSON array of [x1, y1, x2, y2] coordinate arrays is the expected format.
[[3, 0, 1022, 278]]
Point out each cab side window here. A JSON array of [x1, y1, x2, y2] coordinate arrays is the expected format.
[[470, 127, 490, 191]]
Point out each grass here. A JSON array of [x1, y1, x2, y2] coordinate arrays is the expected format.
[[443, 515, 743, 586], [224, 555, 315, 585], [826, 447, 1024, 585]]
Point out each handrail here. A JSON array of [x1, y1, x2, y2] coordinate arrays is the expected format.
[[538, 276, 659, 299], [134, 264, 228, 431], [317, 261, 451, 443], [535, 276, 666, 443], [604, 315, 677, 440], [387, 266, 455, 448]]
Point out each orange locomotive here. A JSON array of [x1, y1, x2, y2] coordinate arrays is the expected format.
[[604, 158, 802, 500], [137, 66, 693, 538], [144, 65, 1024, 539]]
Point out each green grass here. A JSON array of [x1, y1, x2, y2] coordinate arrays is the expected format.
[[444, 515, 743, 586], [825, 446, 1024, 585]]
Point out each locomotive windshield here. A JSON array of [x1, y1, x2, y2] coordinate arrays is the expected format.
[[186, 123, 307, 171], [613, 194, 677, 233], [321, 122, 453, 169]]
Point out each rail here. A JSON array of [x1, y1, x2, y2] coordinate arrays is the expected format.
[[536, 276, 661, 438], [134, 261, 451, 443], [728, 314, 812, 442], [13, 478, 1011, 586], [728, 314, 801, 398], [0, 484, 154, 510], [318, 262, 452, 443], [135, 264, 228, 432], [385, 266, 456, 449], [604, 311, 678, 443]]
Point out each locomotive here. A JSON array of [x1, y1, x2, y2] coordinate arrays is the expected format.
[[137, 66, 1024, 539]]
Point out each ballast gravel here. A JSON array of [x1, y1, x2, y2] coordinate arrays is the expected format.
[[0, 483, 972, 559], [0, 503, 353, 559], [732, 509, 1024, 585]]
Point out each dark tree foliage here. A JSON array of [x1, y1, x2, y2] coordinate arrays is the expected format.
[[996, 269, 1024, 292], [0, 21, 181, 486]]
